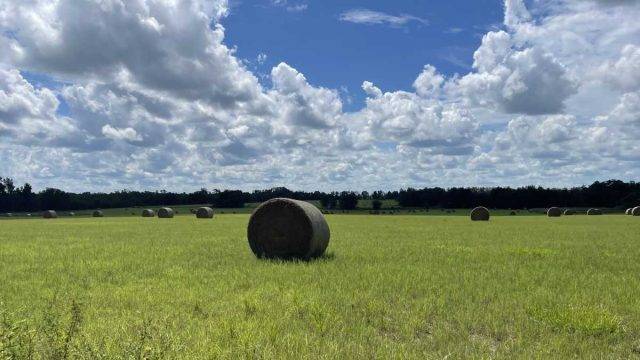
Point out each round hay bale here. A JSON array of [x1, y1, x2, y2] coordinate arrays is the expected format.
[[68, 212, 75, 216], [42, 210, 58, 219], [247, 198, 330, 260], [196, 207, 214, 219], [509, 211, 517, 216], [157, 207, 174, 218], [587, 208, 603, 215], [93, 210, 104, 217], [633, 206, 640, 216], [142, 209, 155, 217], [625, 208, 632, 215], [470, 206, 490, 221], [5, 213, 12, 217], [547, 207, 562, 217], [563, 209, 575, 215]]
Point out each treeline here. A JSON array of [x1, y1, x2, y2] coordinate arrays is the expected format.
[[0, 177, 638, 213], [397, 180, 640, 209]]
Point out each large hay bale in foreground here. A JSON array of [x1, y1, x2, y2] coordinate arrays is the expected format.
[[470, 206, 490, 221], [631, 206, 640, 216], [157, 207, 174, 218], [563, 209, 575, 215], [247, 198, 330, 259], [93, 210, 104, 217], [196, 207, 214, 219], [42, 210, 57, 219], [142, 209, 155, 217], [547, 207, 562, 217], [587, 208, 603, 215]]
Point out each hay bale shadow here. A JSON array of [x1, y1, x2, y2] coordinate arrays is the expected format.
[[257, 251, 336, 263]]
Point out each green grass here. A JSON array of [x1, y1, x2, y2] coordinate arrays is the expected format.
[[1, 214, 640, 358]]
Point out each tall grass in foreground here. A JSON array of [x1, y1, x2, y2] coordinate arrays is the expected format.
[[1, 215, 640, 358]]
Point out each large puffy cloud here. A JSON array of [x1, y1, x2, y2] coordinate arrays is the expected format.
[[599, 45, 640, 92], [494, 115, 579, 160], [270, 63, 342, 130], [0, 68, 86, 148], [357, 85, 478, 155], [504, 0, 531, 29], [454, 31, 577, 115], [0, 0, 261, 107], [0, 68, 58, 125], [1, 0, 640, 191], [589, 91, 640, 160]]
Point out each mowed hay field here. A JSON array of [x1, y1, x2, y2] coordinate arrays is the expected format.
[[1, 215, 640, 358]]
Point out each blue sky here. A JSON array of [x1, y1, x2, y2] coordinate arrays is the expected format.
[[225, 0, 503, 110], [1, 0, 639, 192]]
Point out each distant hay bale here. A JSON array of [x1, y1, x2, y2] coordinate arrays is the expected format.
[[68, 212, 75, 216], [196, 207, 214, 219], [633, 207, 640, 216], [626, 208, 632, 215], [5, 213, 12, 217], [470, 206, 490, 221], [563, 209, 575, 215], [42, 210, 57, 219], [157, 207, 174, 218], [547, 207, 562, 217], [26, 214, 32, 217], [142, 209, 155, 217], [247, 198, 330, 260], [93, 210, 104, 217], [510, 211, 517, 216], [587, 208, 603, 215]]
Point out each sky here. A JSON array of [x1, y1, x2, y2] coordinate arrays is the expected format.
[[0, 0, 639, 192]]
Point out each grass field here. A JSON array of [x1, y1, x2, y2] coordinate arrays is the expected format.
[[1, 214, 640, 358]]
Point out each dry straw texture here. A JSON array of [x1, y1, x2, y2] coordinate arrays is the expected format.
[[470, 207, 490, 221], [158, 208, 174, 218], [247, 198, 330, 260], [547, 207, 562, 217], [142, 209, 155, 217], [42, 210, 57, 219], [196, 207, 214, 219], [587, 208, 603, 216]]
